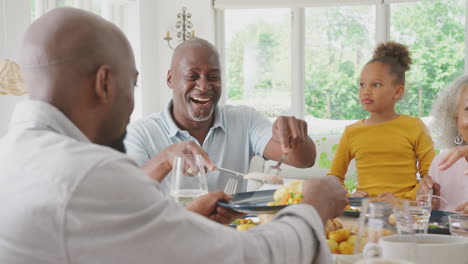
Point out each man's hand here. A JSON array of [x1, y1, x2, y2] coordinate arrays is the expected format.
[[186, 191, 245, 225], [142, 141, 215, 182], [377, 192, 397, 204], [455, 201, 468, 214], [265, 116, 315, 168], [437, 146, 468, 173], [349, 191, 369, 197], [416, 175, 441, 209], [272, 116, 308, 153], [302, 176, 349, 224]]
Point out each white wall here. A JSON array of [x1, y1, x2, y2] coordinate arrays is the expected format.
[[0, 0, 30, 136], [138, 0, 215, 116], [0, 0, 217, 136]]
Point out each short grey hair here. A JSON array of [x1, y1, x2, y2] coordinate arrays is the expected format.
[[430, 75, 468, 149]]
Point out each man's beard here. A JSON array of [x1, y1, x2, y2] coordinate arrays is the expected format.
[[187, 104, 214, 122], [109, 131, 127, 153]]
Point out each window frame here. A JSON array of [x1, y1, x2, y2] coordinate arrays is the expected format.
[[215, 0, 468, 119]]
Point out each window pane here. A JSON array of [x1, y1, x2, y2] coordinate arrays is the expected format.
[[224, 9, 291, 118], [391, 0, 466, 117], [91, 0, 102, 15], [56, 0, 75, 7], [305, 5, 375, 135]]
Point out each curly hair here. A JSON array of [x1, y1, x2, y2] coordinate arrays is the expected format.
[[367, 41, 412, 85], [430, 75, 468, 149]]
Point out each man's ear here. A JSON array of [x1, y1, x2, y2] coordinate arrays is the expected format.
[[95, 65, 112, 103], [167, 69, 173, 89]]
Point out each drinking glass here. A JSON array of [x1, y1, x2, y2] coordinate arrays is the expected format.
[[394, 199, 431, 234], [354, 197, 397, 257], [169, 154, 208, 207], [449, 214, 468, 237]]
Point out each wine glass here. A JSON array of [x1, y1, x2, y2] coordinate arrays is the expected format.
[[169, 154, 208, 207], [354, 197, 397, 257]]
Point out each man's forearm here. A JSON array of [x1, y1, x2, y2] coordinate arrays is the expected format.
[[141, 157, 172, 182]]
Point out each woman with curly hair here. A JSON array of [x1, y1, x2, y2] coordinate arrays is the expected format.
[[417, 75, 468, 213], [328, 41, 435, 201]]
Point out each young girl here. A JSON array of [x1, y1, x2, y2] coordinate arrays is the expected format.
[[328, 41, 435, 200]]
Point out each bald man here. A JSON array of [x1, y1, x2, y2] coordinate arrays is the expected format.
[[0, 7, 348, 264], [125, 38, 317, 194]]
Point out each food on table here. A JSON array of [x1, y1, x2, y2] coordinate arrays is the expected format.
[[232, 218, 258, 225], [325, 218, 356, 255], [236, 224, 257, 231], [326, 227, 355, 255], [327, 239, 339, 254], [244, 172, 284, 185], [328, 228, 351, 243], [344, 205, 360, 212], [388, 213, 396, 226], [232, 218, 259, 231], [428, 221, 450, 230], [326, 218, 394, 255], [325, 218, 344, 234], [267, 180, 304, 206]]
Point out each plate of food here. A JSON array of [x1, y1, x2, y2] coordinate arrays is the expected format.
[[343, 205, 361, 217], [229, 215, 260, 231], [427, 210, 455, 235], [217, 180, 303, 214], [217, 189, 285, 213]]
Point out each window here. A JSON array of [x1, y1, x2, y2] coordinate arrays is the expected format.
[[305, 5, 375, 135], [216, 0, 468, 136], [391, 0, 466, 117], [224, 9, 291, 118]]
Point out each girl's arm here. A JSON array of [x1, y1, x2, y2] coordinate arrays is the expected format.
[[327, 130, 353, 189], [408, 120, 436, 200]]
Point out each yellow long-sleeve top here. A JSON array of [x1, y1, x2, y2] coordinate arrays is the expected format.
[[328, 115, 435, 200]]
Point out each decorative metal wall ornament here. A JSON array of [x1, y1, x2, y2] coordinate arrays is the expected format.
[[163, 7, 195, 49]]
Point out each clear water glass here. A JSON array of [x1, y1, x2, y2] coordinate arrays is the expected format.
[[394, 200, 431, 234], [169, 154, 208, 207], [354, 197, 397, 257], [449, 214, 468, 237]]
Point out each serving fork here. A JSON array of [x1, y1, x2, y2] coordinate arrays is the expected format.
[[224, 177, 238, 195], [267, 154, 287, 175]]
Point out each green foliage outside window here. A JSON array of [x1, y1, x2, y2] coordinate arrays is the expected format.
[[226, 1, 466, 120]]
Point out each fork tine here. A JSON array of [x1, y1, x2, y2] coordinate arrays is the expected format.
[[230, 178, 238, 194], [224, 178, 232, 194], [224, 177, 238, 195]]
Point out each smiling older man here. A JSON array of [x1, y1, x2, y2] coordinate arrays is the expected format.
[[125, 38, 317, 193]]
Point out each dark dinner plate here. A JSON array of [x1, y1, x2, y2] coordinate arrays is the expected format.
[[427, 210, 455, 235], [343, 209, 360, 217], [217, 190, 286, 214]]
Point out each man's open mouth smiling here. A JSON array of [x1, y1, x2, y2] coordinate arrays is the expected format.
[[190, 96, 212, 106]]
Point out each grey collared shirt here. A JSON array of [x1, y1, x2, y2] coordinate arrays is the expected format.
[[0, 99, 331, 264], [125, 101, 273, 193]]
